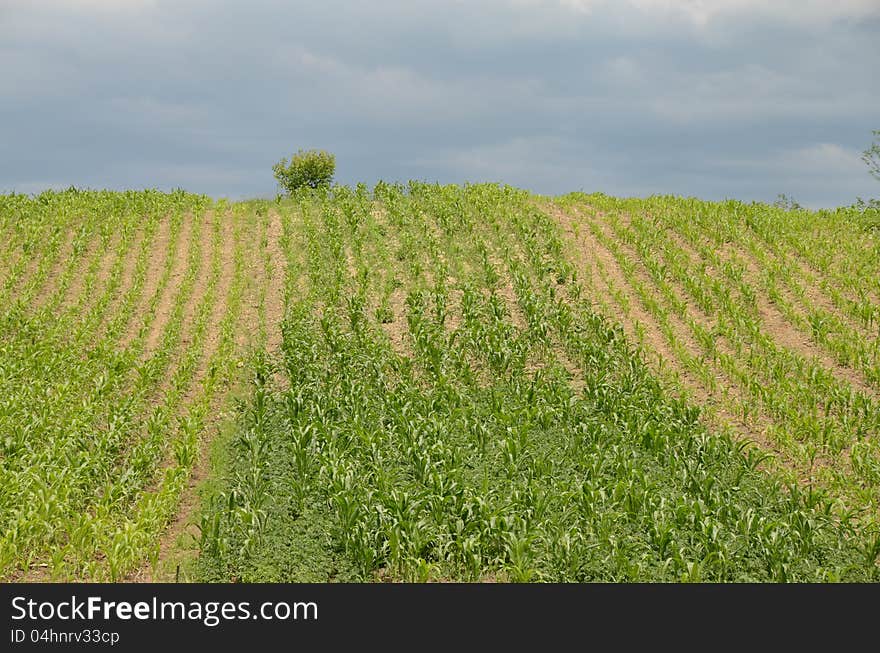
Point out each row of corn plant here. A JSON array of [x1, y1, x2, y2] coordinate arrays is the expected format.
[[552, 194, 880, 518], [0, 189, 214, 579], [195, 183, 880, 582]]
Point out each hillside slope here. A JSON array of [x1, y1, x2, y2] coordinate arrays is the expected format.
[[1, 186, 878, 582]]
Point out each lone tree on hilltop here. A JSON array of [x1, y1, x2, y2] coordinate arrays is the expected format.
[[273, 149, 335, 193]]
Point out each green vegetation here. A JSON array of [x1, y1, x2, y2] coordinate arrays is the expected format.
[[553, 193, 880, 509], [193, 184, 880, 582], [0, 189, 265, 580], [2, 184, 878, 583], [272, 150, 336, 193]]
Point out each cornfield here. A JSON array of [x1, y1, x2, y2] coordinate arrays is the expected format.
[[1, 185, 878, 582]]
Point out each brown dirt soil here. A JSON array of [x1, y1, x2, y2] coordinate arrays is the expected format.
[[543, 201, 802, 471], [135, 411, 231, 584], [265, 209, 287, 351], [236, 211, 263, 352], [590, 206, 867, 471], [196, 211, 235, 385], [770, 235, 880, 326], [119, 214, 174, 350], [141, 212, 195, 357], [547, 202, 700, 390], [723, 241, 879, 398], [134, 397, 232, 583], [19, 198, 880, 582], [380, 286, 412, 358], [135, 411, 225, 583], [57, 238, 103, 312], [93, 223, 149, 342], [370, 207, 418, 358], [31, 228, 77, 310], [101, 216, 209, 559], [132, 211, 239, 582], [608, 207, 877, 414], [442, 286, 465, 334], [172, 211, 238, 410], [488, 254, 527, 331], [622, 235, 802, 463], [738, 232, 873, 331], [174, 211, 213, 361], [623, 207, 876, 478], [66, 231, 124, 319]]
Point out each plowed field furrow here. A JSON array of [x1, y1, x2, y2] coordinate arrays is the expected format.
[[5, 187, 880, 584], [264, 210, 287, 351], [550, 202, 799, 465], [89, 222, 150, 343], [142, 213, 197, 358], [119, 213, 176, 351]]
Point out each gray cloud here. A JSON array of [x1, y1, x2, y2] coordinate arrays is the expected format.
[[1, 0, 878, 207]]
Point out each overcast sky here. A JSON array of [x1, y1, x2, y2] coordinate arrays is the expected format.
[[2, 0, 878, 207]]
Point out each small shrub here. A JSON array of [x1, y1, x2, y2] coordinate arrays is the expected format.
[[273, 150, 335, 193]]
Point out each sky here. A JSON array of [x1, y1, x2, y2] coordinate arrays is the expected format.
[[1, 0, 879, 207]]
